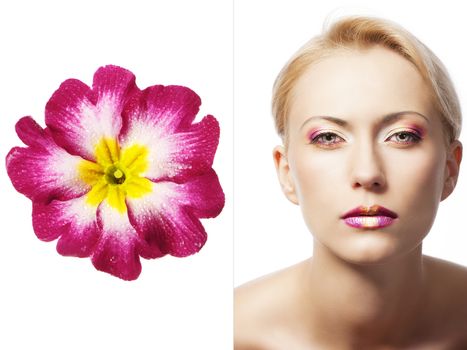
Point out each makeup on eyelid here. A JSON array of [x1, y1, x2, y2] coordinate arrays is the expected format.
[[404, 124, 426, 138], [307, 128, 337, 141]]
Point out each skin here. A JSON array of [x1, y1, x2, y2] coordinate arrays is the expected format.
[[235, 46, 467, 349]]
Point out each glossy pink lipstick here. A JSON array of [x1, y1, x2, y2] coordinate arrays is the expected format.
[[341, 205, 398, 229]]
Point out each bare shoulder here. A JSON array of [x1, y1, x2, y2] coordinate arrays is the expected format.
[[424, 254, 467, 295], [422, 255, 467, 343], [234, 262, 305, 350]]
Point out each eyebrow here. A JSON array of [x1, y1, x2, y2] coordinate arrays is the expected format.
[[299, 111, 430, 130]]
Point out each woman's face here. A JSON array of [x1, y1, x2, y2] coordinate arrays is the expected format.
[[274, 46, 462, 264]]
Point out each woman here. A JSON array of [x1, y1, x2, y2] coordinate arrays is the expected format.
[[235, 16, 467, 349]]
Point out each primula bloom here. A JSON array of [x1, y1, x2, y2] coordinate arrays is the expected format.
[[6, 65, 224, 280]]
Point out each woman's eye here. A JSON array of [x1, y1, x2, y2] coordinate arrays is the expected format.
[[386, 131, 422, 144], [310, 132, 344, 147]]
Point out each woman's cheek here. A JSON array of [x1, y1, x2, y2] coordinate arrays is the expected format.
[[410, 154, 446, 209], [292, 153, 340, 210], [389, 148, 445, 203]]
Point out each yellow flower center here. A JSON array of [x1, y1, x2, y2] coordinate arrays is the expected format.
[[106, 165, 126, 185], [113, 169, 124, 180], [78, 138, 152, 213]]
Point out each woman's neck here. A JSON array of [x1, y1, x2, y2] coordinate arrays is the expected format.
[[299, 239, 428, 348]]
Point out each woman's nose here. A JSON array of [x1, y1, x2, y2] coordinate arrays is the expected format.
[[350, 142, 386, 191]]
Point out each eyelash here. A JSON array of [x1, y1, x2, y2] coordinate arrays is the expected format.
[[309, 132, 344, 147], [310, 130, 422, 147], [389, 131, 422, 144]]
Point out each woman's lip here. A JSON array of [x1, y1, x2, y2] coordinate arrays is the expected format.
[[341, 205, 398, 219], [342, 216, 396, 229]]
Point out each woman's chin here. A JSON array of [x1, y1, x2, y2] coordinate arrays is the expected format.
[[312, 222, 426, 265], [332, 234, 402, 265]]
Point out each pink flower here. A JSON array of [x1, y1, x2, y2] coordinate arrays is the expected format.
[[6, 65, 224, 281]]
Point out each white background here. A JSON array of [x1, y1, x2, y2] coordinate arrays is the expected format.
[[2, 0, 467, 348], [234, 1, 467, 286], [0, 1, 232, 349]]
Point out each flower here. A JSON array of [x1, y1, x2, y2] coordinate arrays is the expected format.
[[6, 65, 224, 281]]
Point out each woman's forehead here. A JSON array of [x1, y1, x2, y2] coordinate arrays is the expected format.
[[288, 46, 435, 127]]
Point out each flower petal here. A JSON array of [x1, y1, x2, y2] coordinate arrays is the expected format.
[[45, 65, 137, 160], [92, 201, 163, 280], [121, 85, 201, 135], [126, 170, 224, 257], [6, 117, 90, 202], [33, 196, 100, 257], [175, 169, 225, 218], [15, 114, 49, 148], [120, 113, 220, 182]]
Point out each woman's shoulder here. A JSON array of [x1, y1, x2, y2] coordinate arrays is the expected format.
[[423, 254, 467, 294], [234, 262, 305, 350], [422, 255, 467, 344]]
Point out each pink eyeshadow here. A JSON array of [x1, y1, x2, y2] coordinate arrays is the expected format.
[[307, 128, 324, 140], [406, 124, 426, 138]]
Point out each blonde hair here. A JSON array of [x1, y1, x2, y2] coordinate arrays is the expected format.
[[272, 16, 462, 148]]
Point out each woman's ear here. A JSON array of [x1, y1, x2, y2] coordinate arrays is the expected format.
[[441, 140, 463, 201], [273, 145, 299, 205]]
